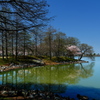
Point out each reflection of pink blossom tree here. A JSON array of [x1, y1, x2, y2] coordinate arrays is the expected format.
[[67, 45, 81, 58]]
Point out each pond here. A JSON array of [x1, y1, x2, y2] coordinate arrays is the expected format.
[[0, 57, 100, 99]]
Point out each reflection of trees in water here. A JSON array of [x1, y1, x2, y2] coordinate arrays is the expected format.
[[0, 62, 94, 92], [79, 62, 94, 78]]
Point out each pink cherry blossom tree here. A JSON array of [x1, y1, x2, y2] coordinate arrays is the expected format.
[[67, 45, 81, 58]]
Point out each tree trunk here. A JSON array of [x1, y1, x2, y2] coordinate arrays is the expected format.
[[1, 30, 4, 59], [11, 33, 14, 57], [49, 34, 52, 60], [15, 30, 18, 60], [35, 34, 38, 56], [5, 31, 8, 59], [23, 32, 26, 57], [78, 53, 84, 60], [57, 38, 60, 57]]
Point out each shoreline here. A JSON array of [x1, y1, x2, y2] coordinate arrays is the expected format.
[[0, 60, 89, 73]]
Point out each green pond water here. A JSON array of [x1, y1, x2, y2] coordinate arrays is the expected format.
[[0, 57, 100, 99]]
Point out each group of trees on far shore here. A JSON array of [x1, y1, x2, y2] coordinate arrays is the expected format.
[[0, 0, 94, 61]]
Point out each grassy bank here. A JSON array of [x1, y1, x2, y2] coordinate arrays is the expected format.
[[0, 56, 78, 66]]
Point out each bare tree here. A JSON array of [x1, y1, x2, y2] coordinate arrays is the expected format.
[[0, 0, 49, 60], [53, 32, 66, 57], [66, 37, 80, 46], [78, 43, 94, 60], [45, 26, 56, 59], [0, 0, 49, 31]]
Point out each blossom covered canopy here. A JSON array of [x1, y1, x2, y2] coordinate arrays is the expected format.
[[67, 45, 81, 55]]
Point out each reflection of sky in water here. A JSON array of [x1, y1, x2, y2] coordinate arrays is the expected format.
[[76, 58, 100, 89], [0, 81, 2, 84], [0, 75, 2, 85], [58, 85, 100, 100]]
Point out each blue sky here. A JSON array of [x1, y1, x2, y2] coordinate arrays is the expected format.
[[47, 0, 100, 54]]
